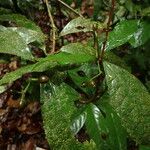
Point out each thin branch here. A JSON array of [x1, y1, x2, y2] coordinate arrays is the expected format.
[[44, 0, 57, 53], [99, 0, 115, 63], [91, 0, 115, 102], [57, 0, 83, 17]]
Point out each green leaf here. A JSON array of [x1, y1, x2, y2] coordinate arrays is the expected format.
[[85, 104, 107, 149], [0, 14, 42, 32], [106, 20, 150, 50], [60, 43, 96, 56], [71, 108, 87, 135], [8, 27, 45, 45], [103, 61, 150, 144], [83, 140, 97, 150], [68, 63, 99, 94], [60, 17, 105, 36], [0, 50, 95, 85], [106, 20, 138, 50], [129, 21, 150, 47], [85, 103, 126, 150], [40, 82, 83, 150], [0, 26, 34, 60], [97, 103, 127, 150], [0, 59, 58, 85], [104, 52, 131, 72]]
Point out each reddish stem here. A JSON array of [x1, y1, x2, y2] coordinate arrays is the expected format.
[[99, 0, 115, 63]]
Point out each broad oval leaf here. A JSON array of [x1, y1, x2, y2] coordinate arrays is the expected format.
[[0, 26, 34, 60], [106, 20, 150, 50], [106, 20, 138, 50], [103, 61, 150, 144], [0, 51, 95, 85], [40, 82, 83, 149], [9, 27, 45, 45], [60, 17, 105, 36], [0, 14, 41, 32]]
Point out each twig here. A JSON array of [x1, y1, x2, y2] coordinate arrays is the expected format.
[[44, 0, 57, 53], [92, 0, 115, 102], [99, 0, 115, 63], [57, 0, 83, 17]]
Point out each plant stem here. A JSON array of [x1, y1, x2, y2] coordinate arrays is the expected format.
[[99, 0, 115, 63], [92, 0, 115, 102], [45, 0, 57, 53], [57, 0, 83, 17]]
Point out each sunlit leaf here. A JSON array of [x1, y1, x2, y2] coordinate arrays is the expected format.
[[106, 20, 150, 50], [60, 17, 105, 36], [9, 27, 45, 44], [106, 20, 138, 50], [0, 26, 34, 60], [103, 61, 150, 144]]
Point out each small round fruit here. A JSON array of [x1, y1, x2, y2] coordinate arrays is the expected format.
[[38, 75, 49, 83]]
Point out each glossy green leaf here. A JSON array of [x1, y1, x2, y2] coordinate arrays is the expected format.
[[71, 108, 87, 135], [40, 82, 84, 150], [106, 20, 150, 50], [85, 104, 108, 149], [129, 21, 150, 47], [0, 26, 34, 60], [106, 20, 138, 50], [60, 43, 96, 56], [0, 50, 95, 85], [103, 61, 150, 144], [0, 59, 58, 85], [9, 27, 45, 45], [98, 103, 127, 150], [0, 14, 42, 32], [85, 103, 126, 150], [60, 17, 105, 36]]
